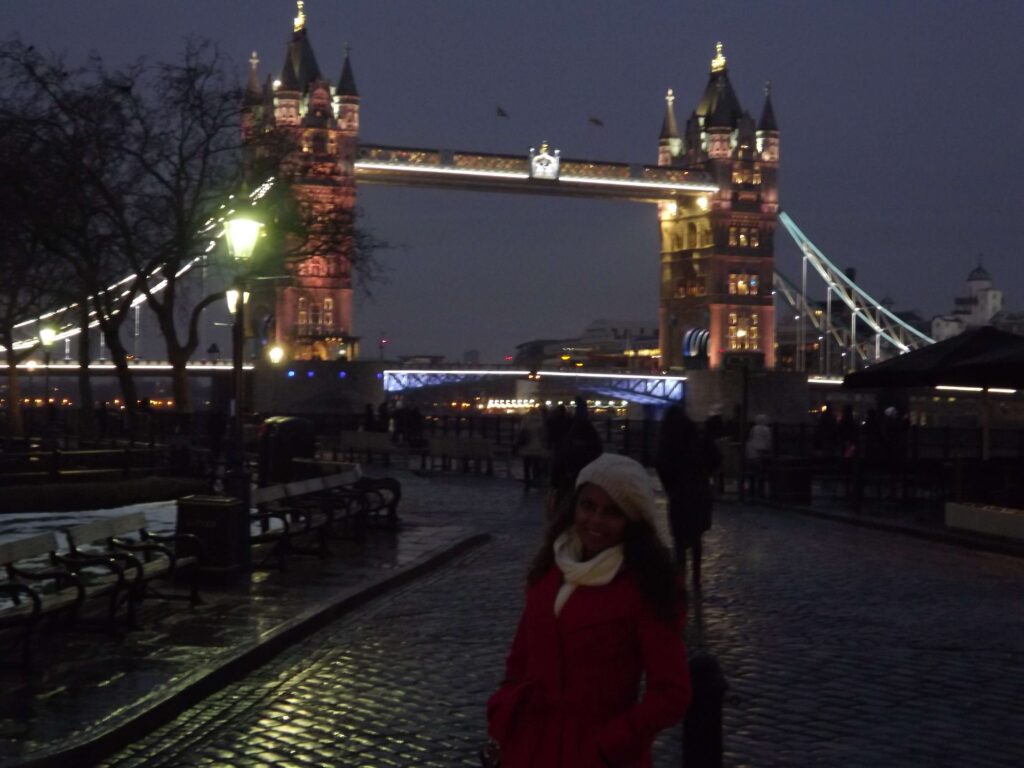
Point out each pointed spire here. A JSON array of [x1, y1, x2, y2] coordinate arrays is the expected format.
[[280, 1, 322, 94], [659, 88, 679, 140], [758, 81, 778, 132], [337, 43, 358, 97], [707, 79, 732, 128], [711, 41, 727, 73], [245, 51, 262, 104]]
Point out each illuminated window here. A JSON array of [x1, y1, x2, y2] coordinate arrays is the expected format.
[[297, 297, 308, 326], [753, 168, 762, 185], [323, 297, 334, 327], [739, 228, 749, 247], [310, 302, 322, 327], [728, 226, 738, 247], [749, 275, 760, 295], [729, 272, 753, 296], [727, 312, 760, 351], [751, 229, 760, 248]]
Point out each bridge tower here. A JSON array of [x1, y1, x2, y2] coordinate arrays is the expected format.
[[242, 2, 360, 361], [657, 43, 779, 371]]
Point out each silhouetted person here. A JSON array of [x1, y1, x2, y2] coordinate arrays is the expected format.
[[815, 404, 839, 459], [363, 403, 376, 432], [377, 401, 390, 433], [838, 404, 859, 459], [657, 403, 721, 589], [745, 414, 772, 498], [548, 402, 602, 516]]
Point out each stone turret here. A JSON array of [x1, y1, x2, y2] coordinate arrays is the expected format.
[[242, 1, 361, 362]]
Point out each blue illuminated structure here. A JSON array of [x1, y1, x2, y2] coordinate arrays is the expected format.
[[382, 369, 684, 405]]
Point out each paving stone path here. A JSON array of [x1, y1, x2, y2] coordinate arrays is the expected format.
[[104, 473, 1024, 767]]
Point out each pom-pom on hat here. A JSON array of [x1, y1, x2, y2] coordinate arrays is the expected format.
[[575, 453, 673, 552]]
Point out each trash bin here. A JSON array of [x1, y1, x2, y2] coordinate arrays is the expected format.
[[258, 416, 315, 485], [768, 458, 812, 504], [177, 494, 250, 580]]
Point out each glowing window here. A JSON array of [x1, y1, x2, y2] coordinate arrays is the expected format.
[[728, 227, 738, 247], [323, 297, 334, 326], [739, 229, 749, 247], [751, 229, 760, 248], [310, 301, 322, 327], [297, 297, 308, 326]]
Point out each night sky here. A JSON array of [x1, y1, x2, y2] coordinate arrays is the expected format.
[[5, 1, 1024, 362]]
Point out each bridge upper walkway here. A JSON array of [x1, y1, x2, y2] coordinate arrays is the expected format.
[[355, 144, 718, 202]]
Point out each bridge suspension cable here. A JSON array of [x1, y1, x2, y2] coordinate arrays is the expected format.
[[777, 212, 933, 370], [3, 180, 275, 354]]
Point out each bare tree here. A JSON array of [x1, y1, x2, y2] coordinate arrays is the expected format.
[[0, 122, 63, 438]]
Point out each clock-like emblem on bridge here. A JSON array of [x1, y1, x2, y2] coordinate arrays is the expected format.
[[529, 141, 560, 180]]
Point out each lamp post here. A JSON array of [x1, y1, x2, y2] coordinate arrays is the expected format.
[[223, 213, 262, 503], [39, 326, 57, 417]]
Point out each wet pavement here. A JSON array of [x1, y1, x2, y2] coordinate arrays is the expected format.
[[82, 472, 1024, 768], [0, 488, 482, 767], [2, 468, 1024, 768]]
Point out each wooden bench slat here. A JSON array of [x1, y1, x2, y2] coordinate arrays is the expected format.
[[0, 532, 58, 565], [65, 512, 147, 547]]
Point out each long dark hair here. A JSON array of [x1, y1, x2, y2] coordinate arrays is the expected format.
[[528, 488, 680, 623]]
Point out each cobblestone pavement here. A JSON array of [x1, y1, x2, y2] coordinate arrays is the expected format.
[[105, 472, 1024, 767]]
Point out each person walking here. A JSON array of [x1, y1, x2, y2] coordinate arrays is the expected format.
[[516, 407, 549, 491], [656, 403, 721, 590], [745, 414, 773, 497], [486, 454, 691, 767]]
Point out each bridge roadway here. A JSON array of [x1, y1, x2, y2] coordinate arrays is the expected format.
[[103, 472, 1024, 767]]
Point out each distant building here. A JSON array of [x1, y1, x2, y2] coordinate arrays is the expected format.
[[932, 262, 1005, 341], [514, 319, 659, 370]]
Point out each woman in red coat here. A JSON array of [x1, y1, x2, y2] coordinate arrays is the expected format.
[[487, 453, 691, 767]]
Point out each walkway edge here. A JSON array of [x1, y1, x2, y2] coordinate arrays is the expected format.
[[16, 532, 491, 768], [757, 500, 1024, 559]]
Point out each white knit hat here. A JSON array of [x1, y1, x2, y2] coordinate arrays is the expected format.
[[575, 453, 674, 553]]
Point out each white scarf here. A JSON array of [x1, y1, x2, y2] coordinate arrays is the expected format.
[[552, 529, 624, 616]]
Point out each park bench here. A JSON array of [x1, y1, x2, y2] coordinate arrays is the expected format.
[[0, 446, 169, 487], [417, 436, 512, 476], [1, 532, 84, 662], [335, 430, 401, 466], [250, 467, 370, 568], [63, 512, 202, 627], [296, 458, 402, 531], [0, 531, 138, 661]]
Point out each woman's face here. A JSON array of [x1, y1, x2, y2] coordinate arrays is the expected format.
[[574, 483, 628, 558]]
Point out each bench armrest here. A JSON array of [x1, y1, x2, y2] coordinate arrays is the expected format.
[[144, 531, 205, 563], [57, 550, 138, 589], [0, 582, 42, 616]]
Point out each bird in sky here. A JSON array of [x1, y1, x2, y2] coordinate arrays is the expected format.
[[496, 106, 510, 118], [588, 116, 605, 127]]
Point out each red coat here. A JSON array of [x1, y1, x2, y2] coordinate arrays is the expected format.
[[487, 565, 691, 767]]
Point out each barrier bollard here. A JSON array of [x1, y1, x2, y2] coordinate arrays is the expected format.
[[683, 653, 727, 768]]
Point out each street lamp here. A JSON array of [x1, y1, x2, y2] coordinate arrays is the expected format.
[[267, 345, 285, 365], [223, 211, 262, 504], [39, 326, 57, 413]]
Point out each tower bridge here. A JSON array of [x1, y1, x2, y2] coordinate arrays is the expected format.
[[7, 2, 935, 409]]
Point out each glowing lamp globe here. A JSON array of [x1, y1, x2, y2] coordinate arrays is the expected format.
[[224, 215, 262, 262], [39, 327, 57, 347]]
